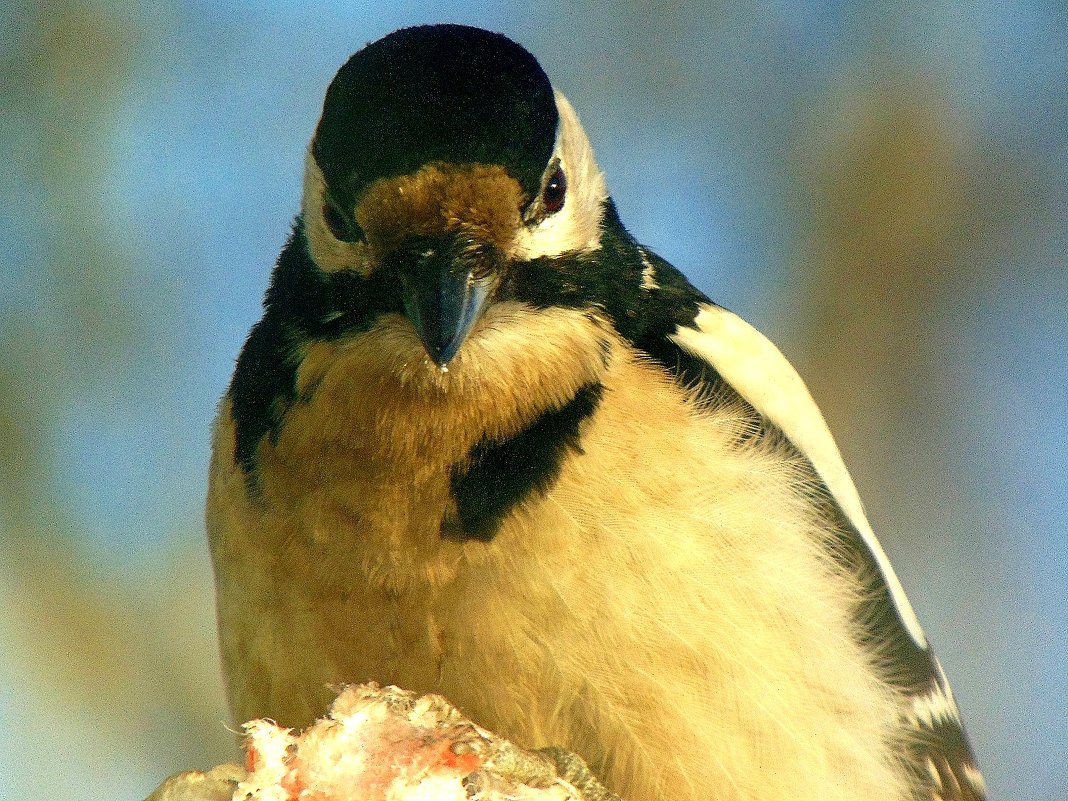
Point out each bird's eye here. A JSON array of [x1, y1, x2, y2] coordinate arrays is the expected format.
[[542, 167, 566, 214], [322, 203, 362, 242]]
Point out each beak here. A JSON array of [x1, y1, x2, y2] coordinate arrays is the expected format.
[[390, 234, 498, 367]]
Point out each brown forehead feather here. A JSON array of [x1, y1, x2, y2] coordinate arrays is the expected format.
[[355, 164, 526, 256]]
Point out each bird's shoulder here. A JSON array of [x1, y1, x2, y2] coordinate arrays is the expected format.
[[621, 245, 986, 801]]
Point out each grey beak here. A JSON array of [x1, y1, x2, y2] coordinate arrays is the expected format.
[[391, 234, 497, 366]]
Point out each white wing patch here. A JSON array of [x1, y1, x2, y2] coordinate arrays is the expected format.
[[670, 304, 928, 648]]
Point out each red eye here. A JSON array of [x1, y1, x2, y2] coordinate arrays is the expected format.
[[542, 167, 566, 214]]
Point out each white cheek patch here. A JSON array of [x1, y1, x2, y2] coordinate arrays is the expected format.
[[301, 147, 373, 274], [511, 91, 609, 260]]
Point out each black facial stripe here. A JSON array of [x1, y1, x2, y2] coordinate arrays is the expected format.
[[229, 219, 403, 480], [229, 203, 681, 486], [445, 383, 604, 542], [228, 207, 638, 483], [499, 253, 603, 309], [229, 312, 295, 478], [499, 202, 648, 320]]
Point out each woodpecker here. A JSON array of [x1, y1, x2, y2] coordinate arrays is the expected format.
[[207, 24, 986, 801]]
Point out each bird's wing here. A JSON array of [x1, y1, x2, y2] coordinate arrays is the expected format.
[[630, 251, 986, 801]]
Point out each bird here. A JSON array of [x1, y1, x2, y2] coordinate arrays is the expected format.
[[206, 23, 986, 801]]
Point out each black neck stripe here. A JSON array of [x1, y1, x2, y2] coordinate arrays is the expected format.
[[445, 383, 604, 541], [228, 219, 403, 482]]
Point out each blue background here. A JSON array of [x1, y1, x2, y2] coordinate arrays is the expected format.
[[2, 2, 1065, 798]]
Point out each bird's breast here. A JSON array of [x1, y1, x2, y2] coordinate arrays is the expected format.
[[207, 329, 700, 730], [229, 304, 613, 585], [209, 328, 909, 801]]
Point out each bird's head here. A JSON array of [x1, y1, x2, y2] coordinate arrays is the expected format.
[[300, 24, 609, 368]]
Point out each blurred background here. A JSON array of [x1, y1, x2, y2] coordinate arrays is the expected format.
[[1, 1, 1064, 798]]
